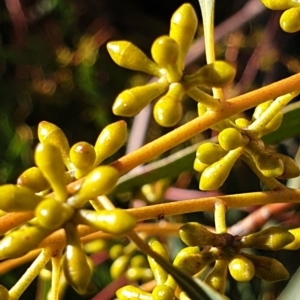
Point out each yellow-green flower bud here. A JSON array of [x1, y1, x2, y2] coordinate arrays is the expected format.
[[243, 253, 289, 282], [218, 128, 249, 151], [0, 184, 43, 212], [184, 61, 236, 89], [151, 36, 182, 82], [17, 167, 50, 193], [173, 247, 216, 275], [280, 7, 300, 33], [148, 240, 169, 285], [277, 153, 300, 179], [200, 147, 243, 190], [94, 120, 127, 166], [235, 118, 250, 128], [169, 3, 198, 70], [261, 0, 300, 10], [38, 121, 72, 170], [228, 254, 255, 282], [152, 285, 174, 300], [113, 80, 168, 117], [240, 226, 295, 250], [109, 244, 124, 260], [35, 198, 74, 230], [245, 141, 284, 177], [63, 223, 92, 294], [131, 254, 148, 268], [34, 143, 68, 202], [196, 143, 227, 165], [69, 166, 119, 208], [126, 267, 153, 282], [284, 227, 300, 250], [116, 285, 152, 300], [0, 225, 52, 259], [0, 285, 9, 300], [107, 41, 161, 77], [70, 142, 96, 179], [73, 209, 136, 235], [204, 260, 227, 294], [179, 222, 221, 247], [193, 158, 209, 173], [153, 98, 183, 127], [110, 254, 131, 279]]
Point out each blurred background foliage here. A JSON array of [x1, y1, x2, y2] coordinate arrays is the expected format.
[[1, 0, 300, 299]]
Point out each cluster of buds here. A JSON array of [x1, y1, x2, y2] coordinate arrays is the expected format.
[[107, 4, 235, 127], [0, 120, 137, 296], [261, 0, 300, 33], [195, 92, 300, 190], [116, 221, 297, 299]]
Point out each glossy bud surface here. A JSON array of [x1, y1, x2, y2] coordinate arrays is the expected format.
[[38, 121, 71, 169], [218, 128, 249, 151], [17, 167, 50, 193], [94, 120, 127, 165], [280, 7, 300, 33], [107, 41, 161, 77], [73, 209, 136, 235], [116, 285, 152, 300], [228, 255, 255, 282], [34, 143, 68, 202], [0, 184, 42, 212], [35, 198, 74, 230], [70, 166, 119, 207], [196, 143, 227, 165], [113, 80, 168, 117]]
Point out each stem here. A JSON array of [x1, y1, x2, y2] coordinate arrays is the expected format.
[[109, 73, 300, 176], [9, 248, 52, 300], [214, 201, 227, 234], [199, 0, 223, 100], [50, 247, 63, 300]]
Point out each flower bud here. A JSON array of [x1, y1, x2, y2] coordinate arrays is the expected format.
[[204, 260, 227, 294], [243, 253, 289, 282], [0, 225, 52, 259], [113, 80, 168, 117], [64, 223, 92, 294], [218, 128, 249, 151], [240, 226, 295, 250], [107, 41, 161, 77], [94, 120, 127, 165], [228, 255, 255, 282], [0, 184, 43, 212], [200, 147, 243, 190], [284, 227, 300, 250], [73, 209, 136, 235], [35, 198, 74, 230], [116, 285, 152, 300], [70, 142, 96, 179], [110, 254, 131, 279], [184, 61, 236, 88], [153, 82, 185, 127], [173, 247, 216, 275], [38, 121, 71, 170], [151, 36, 182, 82], [69, 166, 119, 208], [148, 240, 169, 285], [193, 158, 209, 173], [152, 285, 174, 300], [179, 222, 221, 247], [153, 98, 183, 127], [34, 143, 68, 202], [277, 153, 300, 179], [17, 167, 50, 193], [261, 0, 300, 10], [169, 4, 198, 70], [196, 143, 227, 165], [280, 7, 300, 33]]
